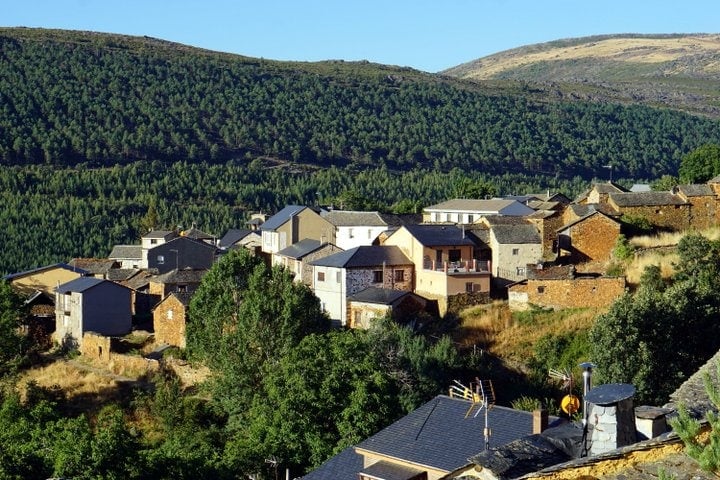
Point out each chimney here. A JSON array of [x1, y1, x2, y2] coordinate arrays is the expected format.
[[533, 408, 548, 434], [585, 383, 637, 456]]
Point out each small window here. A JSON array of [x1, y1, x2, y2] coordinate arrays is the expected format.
[[449, 249, 461, 262], [373, 270, 383, 283], [368, 229, 372, 239], [317, 271, 325, 282], [348, 228, 354, 238], [537, 286, 545, 294], [465, 282, 474, 293], [167, 309, 173, 320], [394, 269, 404, 282], [150, 239, 158, 244], [516, 266, 526, 276], [467, 214, 474, 223], [336, 271, 341, 283], [512, 248, 519, 256], [157, 255, 165, 264]]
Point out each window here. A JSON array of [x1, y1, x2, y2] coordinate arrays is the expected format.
[[348, 228, 354, 238], [465, 282, 474, 293], [373, 270, 383, 283], [336, 271, 341, 283], [467, 214, 474, 223], [512, 248, 519, 256], [150, 239, 158, 245], [368, 229, 372, 239], [317, 271, 325, 282], [449, 249, 461, 262], [157, 255, 165, 264], [394, 269, 404, 282], [167, 309, 173, 320], [516, 266, 526, 276], [537, 286, 545, 294]]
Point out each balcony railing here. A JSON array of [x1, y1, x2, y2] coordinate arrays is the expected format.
[[423, 259, 491, 274]]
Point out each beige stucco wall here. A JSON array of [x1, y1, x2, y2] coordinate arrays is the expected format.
[[348, 302, 392, 329], [11, 267, 84, 297]]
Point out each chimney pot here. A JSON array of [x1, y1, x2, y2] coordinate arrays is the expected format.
[[533, 408, 548, 434]]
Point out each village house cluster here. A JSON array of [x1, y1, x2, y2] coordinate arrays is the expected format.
[[7, 176, 720, 352], [6, 177, 720, 480]]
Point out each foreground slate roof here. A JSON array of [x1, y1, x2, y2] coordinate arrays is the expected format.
[[322, 210, 387, 227], [665, 348, 720, 419], [491, 224, 542, 244], [276, 239, 326, 259], [218, 229, 252, 249], [309, 246, 412, 268], [348, 287, 411, 305], [609, 191, 687, 207], [56, 276, 108, 293], [301, 446, 363, 480], [108, 245, 142, 260], [356, 395, 537, 473]]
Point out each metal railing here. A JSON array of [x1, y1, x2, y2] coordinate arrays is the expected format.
[[423, 259, 491, 274]]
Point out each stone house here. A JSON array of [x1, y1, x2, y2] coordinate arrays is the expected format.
[[347, 287, 433, 329], [676, 184, 718, 230], [556, 209, 622, 267], [472, 217, 542, 285], [148, 268, 206, 301], [54, 277, 132, 347], [575, 181, 628, 208], [607, 190, 691, 231], [384, 224, 491, 315], [108, 244, 142, 269], [308, 245, 413, 326], [507, 264, 626, 311], [69, 258, 119, 279], [260, 205, 335, 255], [273, 239, 342, 285], [153, 291, 192, 348]]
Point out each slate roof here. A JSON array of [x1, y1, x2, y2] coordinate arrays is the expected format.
[[309, 246, 412, 268], [157, 291, 193, 308], [491, 224, 542, 245], [301, 446, 364, 480], [348, 287, 411, 305], [108, 245, 142, 260], [526, 200, 562, 211], [180, 226, 215, 240], [481, 216, 533, 226], [425, 198, 533, 216], [708, 175, 720, 184], [402, 224, 478, 247], [665, 348, 720, 419], [377, 213, 423, 226], [608, 191, 687, 207], [276, 239, 327, 259], [122, 270, 154, 291], [152, 268, 207, 284], [558, 210, 619, 233], [260, 205, 307, 231], [218, 229, 252, 249], [356, 395, 537, 473], [574, 182, 628, 203], [3, 263, 89, 281], [56, 277, 109, 293], [142, 230, 175, 239], [106, 269, 140, 282], [323, 210, 387, 227], [678, 184, 714, 197], [69, 258, 117, 275]]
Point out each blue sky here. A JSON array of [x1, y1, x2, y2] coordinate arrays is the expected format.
[[4, 1, 719, 72]]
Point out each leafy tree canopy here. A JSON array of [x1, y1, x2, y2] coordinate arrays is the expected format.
[[678, 144, 720, 183]]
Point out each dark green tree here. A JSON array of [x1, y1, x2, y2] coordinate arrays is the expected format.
[[0, 280, 28, 376], [678, 144, 720, 184]]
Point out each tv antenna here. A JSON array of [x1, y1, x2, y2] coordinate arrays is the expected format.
[[549, 368, 580, 416], [449, 378, 496, 450]]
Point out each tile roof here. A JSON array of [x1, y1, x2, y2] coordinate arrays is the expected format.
[[260, 205, 307, 231], [108, 245, 142, 260], [218, 229, 252, 249], [348, 287, 411, 305], [402, 224, 479, 247], [609, 191, 687, 207], [276, 239, 327, 259], [323, 210, 387, 227], [356, 395, 537, 473], [3, 263, 89, 280], [309, 246, 412, 269]]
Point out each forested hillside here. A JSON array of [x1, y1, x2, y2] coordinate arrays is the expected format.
[[1, 28, 720, 179]]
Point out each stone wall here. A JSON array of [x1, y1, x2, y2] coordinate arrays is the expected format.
[[81, 332, 112, 362], [446, 291, 491, 315], [510, 276, 626, 311], [346, 266, 413, 295], [153, 296, 187, 348], [81, 332, 159, 377], [563, 214, 620, 264], [301, 244, 343, 286], [616, 204, 692, 231]]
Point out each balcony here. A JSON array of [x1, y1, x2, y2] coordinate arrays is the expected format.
[[423, 259, 491, 274]]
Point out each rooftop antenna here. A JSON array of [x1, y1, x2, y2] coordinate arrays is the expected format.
[[449, 378, 496, 451], [549, 368, 580, 417]]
